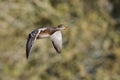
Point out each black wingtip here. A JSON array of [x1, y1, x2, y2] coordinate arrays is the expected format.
[[26, 53, 29, 59], [26, 34, 31, 59], [26, 42, 30, 59]]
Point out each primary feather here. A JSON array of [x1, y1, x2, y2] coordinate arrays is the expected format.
[[26, 29, 39, 59]]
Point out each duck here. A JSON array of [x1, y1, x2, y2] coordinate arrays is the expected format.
[[26, 24, 69, 59]]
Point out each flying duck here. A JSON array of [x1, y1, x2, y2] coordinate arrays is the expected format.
[[26, 24, 69, 59]]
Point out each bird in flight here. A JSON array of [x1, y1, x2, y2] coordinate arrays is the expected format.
[[26, 24, 69, 59]]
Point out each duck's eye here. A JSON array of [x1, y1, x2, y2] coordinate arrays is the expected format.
[[58, 24, 64, 28]]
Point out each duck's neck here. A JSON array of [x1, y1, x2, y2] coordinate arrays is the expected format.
[[56, 27, 62, 31]]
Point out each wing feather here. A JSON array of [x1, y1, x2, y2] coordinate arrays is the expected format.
[[26, 30, 39, 59], [50, 31, 62, 53]]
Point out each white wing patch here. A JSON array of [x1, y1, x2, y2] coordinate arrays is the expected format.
[[38, 28, 46, 31], [50, 31, 62, 53], [38, 28, 50, 38]]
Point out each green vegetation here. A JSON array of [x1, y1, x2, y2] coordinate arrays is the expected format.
[[0, 0, 120, 80]]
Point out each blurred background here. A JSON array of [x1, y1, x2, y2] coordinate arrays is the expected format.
[[0, 0, 120, 80]]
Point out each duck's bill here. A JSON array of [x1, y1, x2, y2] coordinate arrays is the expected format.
[[64, 26, 69, 30]]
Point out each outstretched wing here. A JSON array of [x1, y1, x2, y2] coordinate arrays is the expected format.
[[26, 30, 39, 59], [50, 31, 62, 53]]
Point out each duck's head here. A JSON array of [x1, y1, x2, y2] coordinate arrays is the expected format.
[[57, 24, 69, 31]]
